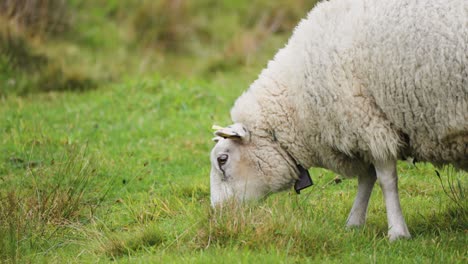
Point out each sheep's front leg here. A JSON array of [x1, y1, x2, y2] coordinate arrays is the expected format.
[[374, 160, 411, 241], [346, 167, 377, 227]]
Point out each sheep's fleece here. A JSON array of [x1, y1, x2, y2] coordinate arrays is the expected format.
[[210, 0, 467, 240]]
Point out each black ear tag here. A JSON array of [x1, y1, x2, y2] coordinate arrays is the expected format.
[[294, 165, 313, 194]]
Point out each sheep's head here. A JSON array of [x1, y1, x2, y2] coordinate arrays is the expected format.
[[210, 123, 311, 206]]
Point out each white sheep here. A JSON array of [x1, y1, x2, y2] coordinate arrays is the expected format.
[[210, 0, 467, 241]]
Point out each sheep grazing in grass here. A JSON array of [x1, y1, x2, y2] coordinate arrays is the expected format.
[[209, 0, 467, 241]]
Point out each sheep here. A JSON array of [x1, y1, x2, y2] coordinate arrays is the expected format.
[[209, 0, 468, 241]]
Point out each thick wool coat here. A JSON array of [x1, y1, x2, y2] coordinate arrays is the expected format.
[[230, 0, 467, 191]]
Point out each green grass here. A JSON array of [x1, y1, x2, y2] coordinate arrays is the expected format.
[[1, 75, 466, 263], [1, 1, 467, 263], [0, 0, 316, 95]]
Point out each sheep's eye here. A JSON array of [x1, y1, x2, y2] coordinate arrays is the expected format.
[[217, 154, 228, 167]]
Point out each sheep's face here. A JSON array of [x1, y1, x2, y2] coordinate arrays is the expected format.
[[210, 124, 297, 206]]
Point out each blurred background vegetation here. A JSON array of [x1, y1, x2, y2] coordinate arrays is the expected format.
[[1, 2, 467, 262], [0, 0, 317, 96]]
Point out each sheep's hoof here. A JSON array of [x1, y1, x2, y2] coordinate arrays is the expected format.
[[388, 231, 411, 242], [345, 217, 366, 228]]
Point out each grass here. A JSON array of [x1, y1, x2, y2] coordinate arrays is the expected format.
[[1, 76, 466, 263], [1, 1, 467, 263], [0, 0, 316, 95], [0, 142, 105, 262]]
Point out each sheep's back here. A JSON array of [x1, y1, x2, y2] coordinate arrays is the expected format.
[[357, 0, 467, 168]]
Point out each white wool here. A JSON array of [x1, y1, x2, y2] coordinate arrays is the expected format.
[[230, 0, 467, 179]]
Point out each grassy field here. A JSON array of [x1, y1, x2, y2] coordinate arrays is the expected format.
[[1, 1, 467, 263]]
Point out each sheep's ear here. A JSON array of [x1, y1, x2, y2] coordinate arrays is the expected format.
[[213, 123, 249, 141]]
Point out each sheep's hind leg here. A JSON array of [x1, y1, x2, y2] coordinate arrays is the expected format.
[[374, 160, 411, 241], [346, 167, 377, 227]]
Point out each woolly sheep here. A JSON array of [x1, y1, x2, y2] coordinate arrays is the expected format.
[[209, 0, 467, 241]]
